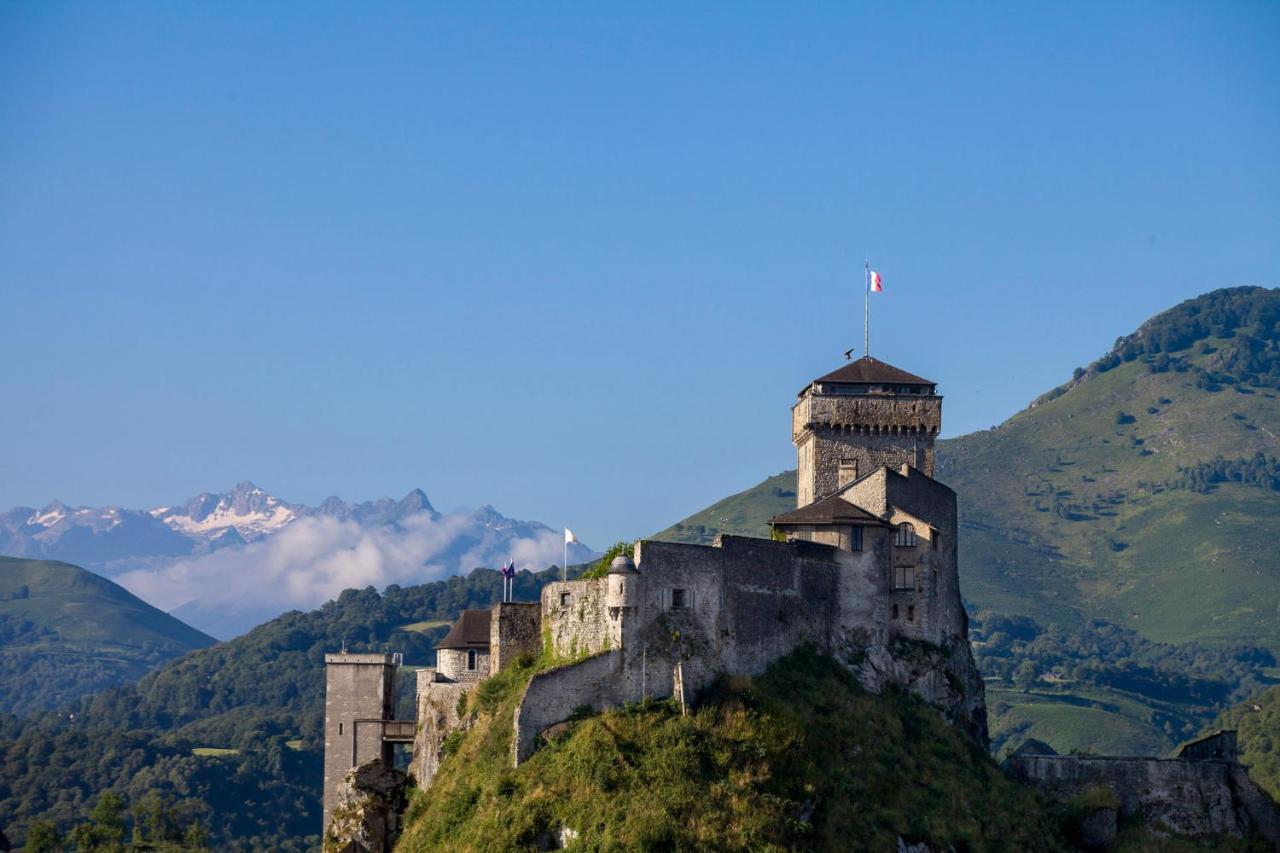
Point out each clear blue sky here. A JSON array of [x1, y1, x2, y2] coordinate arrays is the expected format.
[[2, 2, 1277, 545]]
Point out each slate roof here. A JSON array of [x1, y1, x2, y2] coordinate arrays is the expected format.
[[769, 495, 888, 527], [813, 356, 935, 387], [435, 609, 492, 650]]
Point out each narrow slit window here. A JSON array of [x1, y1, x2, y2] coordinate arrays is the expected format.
[[891, 604, 899, 620], [907, 605, 915, 622], [851, 526, 863, 552], [338, 723, 343, 735], [467, 649, 477, 671]]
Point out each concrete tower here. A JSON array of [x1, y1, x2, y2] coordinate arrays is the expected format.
[[322, 652, 398, 835], [792, 356, 941, 507]]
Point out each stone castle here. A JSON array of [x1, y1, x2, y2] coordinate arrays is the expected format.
[[320, 356, 1280, 848], [322, 354, 990, 835]]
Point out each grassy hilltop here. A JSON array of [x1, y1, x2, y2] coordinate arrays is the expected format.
[[401, 648, 1062, 852], [0, 556, 214, 714]]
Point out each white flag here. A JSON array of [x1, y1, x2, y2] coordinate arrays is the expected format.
[[564, 528, 577, 544]]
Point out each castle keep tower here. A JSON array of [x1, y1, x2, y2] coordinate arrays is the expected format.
[[322, 653, 399, 834], [792, 356, 941, 506]]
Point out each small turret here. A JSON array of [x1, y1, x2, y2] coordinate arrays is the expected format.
[[606, 554, 639, 647], [606, 554, 639, 610]]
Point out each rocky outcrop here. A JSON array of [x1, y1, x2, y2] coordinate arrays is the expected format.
[[852, 636, 989, 747], [323, 759, 408, 853]]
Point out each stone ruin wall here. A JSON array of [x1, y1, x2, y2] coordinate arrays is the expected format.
[[542, 578, 610, 658], [409, 670, 472, 789], [1004, 755, 1280, 846], [489, 602, 542, 674]]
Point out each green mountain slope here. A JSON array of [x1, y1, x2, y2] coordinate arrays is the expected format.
[[1207, 684, 1280, 802], [401, 647, 1064, 852], [656, 286, 1280, 649], [0, 564, 579, 851], [0, 556, 214, 714]]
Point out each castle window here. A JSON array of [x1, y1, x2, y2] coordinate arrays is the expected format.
[[851, 526, 863, 552], [467, 649, 477, 671], [931, 530, 939, 551], [338, 723, 343, 735], [671, 588, 688, 609], [907, 606, 915, 622], [894, 565, 915, 590], [894, 522, 917, 548], [891, 604, 899, 620], [560, 592, 571, 607]]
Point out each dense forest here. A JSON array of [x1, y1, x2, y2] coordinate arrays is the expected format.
[[971, 612, 1276, 747], [0, 564, 577, 850]]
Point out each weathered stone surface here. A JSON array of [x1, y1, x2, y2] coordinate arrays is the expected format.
[[542, 577, 610, 658], [489, 602, 541, 675], [409, 670, 471, 789], [794, 390, 942, 506], [854, 635, 988, 745], [1004, 755, 1280, 846], [324, 759, 408, 853], [322, 654, 397, 834], [1078, 807, 1117, 849]]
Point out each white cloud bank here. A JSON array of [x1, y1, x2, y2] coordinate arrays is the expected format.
[[115, 512, 573, 637]]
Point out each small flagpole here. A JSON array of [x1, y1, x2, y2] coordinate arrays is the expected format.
[[864, 260, 870, 357], [563, 538, 567, 583]]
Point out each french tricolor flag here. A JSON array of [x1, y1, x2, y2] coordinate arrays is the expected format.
[[868, 269, 883, 292]]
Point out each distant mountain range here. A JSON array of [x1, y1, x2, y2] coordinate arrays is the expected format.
[[0, 483, 598, 638]]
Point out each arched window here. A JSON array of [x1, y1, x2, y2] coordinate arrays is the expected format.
[[467, 649, 477, 671], [894, 522, 917, 548]]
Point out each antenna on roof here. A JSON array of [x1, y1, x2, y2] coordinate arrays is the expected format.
[[341, 639, 348, 654]]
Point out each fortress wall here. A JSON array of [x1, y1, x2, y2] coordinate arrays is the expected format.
[[542, 578, 609, 658], [489, 602, 541, 675], [1005, 756, 1280, 845], [409, 672, 472, 788], [513, 651, 626, 763]]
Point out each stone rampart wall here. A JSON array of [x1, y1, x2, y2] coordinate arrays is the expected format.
[[1005, 755, 1280, 845], [409, 671, 472, 788], [542, 578, 609, 658], [513, 651, 627, 762]]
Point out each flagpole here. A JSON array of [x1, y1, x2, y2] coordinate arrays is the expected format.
[[563, 538, 567, 583], [864, 260, 870, 357]]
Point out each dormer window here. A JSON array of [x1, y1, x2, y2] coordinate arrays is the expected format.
[[895, 522, 917, 548]]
